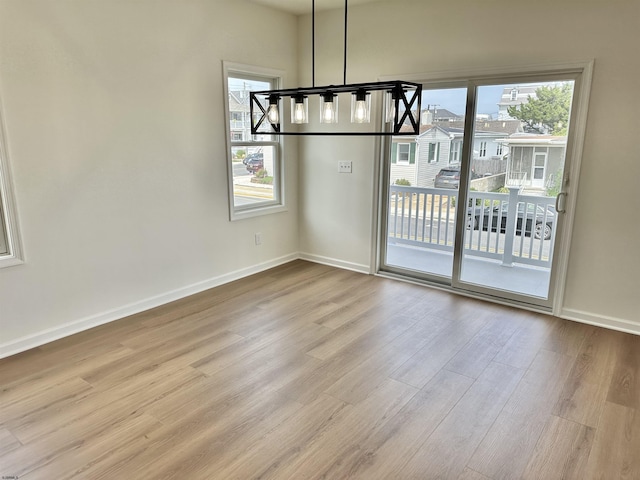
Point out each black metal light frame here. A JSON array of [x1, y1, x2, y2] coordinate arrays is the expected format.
[[249, 0, 422, 137], [250, 81, 422, 136]]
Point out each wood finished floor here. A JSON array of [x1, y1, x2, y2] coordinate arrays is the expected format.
[[1, 260, 639, 479]]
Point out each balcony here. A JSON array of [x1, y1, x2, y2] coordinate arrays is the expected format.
[[387, 185, 557, 298]]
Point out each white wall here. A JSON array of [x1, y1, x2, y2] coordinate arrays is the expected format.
[[0, 0, 299, 355], [297, 0, 640, 329], [1, 0, 638, 355]]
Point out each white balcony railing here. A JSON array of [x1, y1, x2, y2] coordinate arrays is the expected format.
[[388, 185, 556, 268]]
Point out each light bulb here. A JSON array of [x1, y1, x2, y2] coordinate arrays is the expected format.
[[291, 95, 308, 124], [295, 104, 306, 122], [353, 100, 368, 123], [323, 102, 336, 122], [351, 89, 370, 123], [267, 105, 279, 124], [385, 91, 396, 123], [267, 95, 280, 125], [385, 87, 403, 124], [320, 93, 338, 124]]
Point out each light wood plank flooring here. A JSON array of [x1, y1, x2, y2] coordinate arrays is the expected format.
[[1, 260, 639, 479]]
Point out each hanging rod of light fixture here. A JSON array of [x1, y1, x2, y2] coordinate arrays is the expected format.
[[250, 0, 422, 136]]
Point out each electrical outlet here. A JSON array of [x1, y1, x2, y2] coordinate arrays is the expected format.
[[338, 161, 352, 173], [255, 233, 262, 245]]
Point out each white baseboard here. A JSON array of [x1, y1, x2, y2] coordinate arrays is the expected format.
[[560, 308, 640, 336], [4, 254, 636, 359], [298, 252, 371, 274], [0, 253, 298, 359]]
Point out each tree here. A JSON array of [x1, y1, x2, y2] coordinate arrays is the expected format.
[[507, 84, 573, 135]]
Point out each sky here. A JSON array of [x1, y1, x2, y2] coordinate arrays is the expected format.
[[423, 85, 506, 118]]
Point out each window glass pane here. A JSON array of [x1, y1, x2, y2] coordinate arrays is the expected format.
[[230, 145, 276, 207], [386, 86, 468, 278], [228, 78, 275, 142], [398, 144, 410, 162], [461, 79, 575, 299]]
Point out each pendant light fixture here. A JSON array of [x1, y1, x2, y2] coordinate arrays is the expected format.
[[250, 0, 421, 136]]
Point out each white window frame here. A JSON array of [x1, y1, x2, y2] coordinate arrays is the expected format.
[[479, 141, 487, 157], [428, 142, 439, 163], [0, 98, 24, 268], [450, 141, 461, 164], [397, 143, 411, 164], [223, 62, 287, 221]]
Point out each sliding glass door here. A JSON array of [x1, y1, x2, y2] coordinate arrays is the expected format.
[[456, 80, 574, 302], [383, 86, 468, 279], [380, 70, 585, 310]]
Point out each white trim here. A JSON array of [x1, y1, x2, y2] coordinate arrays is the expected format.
[[561, 308, 640, 336], [0, 253, 298, 359], [0, 94, 25, 268], [222, 61, 287, 222], [551, 61, 594, 315], [378, 59, 596, 84], [298, 252, 370, 274], [2, 251, 637, 359]]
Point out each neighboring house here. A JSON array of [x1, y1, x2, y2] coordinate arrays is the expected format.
[[415, 125, 459, 186], [389, 124, 424, 185], [447, 119, 524, 142], [229, 90, 252, 141], [448, 119, 523, 176], [421, 107, 463, 124], [502, 135, 566, 192], [497, 84, 540, 120], [390, 120, 521, 187], [390, 124, 455, 186]]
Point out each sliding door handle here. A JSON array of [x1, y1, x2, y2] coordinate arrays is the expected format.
[[555, 192, 567, 214]]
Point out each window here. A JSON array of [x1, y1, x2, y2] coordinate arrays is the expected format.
[[224, 63, 285, 219], [496, 143, 503, 156], [450, 141, 461, 164], [428, 142, 439, 163], [510, 88, 518, 101], [0, 105, 23, 268], [479, 141, 487, 157], [397, 143, 410, 163]]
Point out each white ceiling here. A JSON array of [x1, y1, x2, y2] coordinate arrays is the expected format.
[[249, 0, 392, 15]]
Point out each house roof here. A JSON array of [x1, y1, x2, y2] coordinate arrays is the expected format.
[[393, 123, 433, 137], [229, 91, 250, 113], [422, 107, 462, 121], [447, 120, 523, 135], [394, 119, 523, 140]]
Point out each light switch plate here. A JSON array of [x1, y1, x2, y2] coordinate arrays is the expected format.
[[338, 161, 352, 173]]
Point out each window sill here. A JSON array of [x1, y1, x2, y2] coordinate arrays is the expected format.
[[0, 255, 24, 269], [230, 203, 288, 221]]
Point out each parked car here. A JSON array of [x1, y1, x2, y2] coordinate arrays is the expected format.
[[434, 167, 480, 189], [245, 157, 264, 173], [242, 152, 263, 165], [468, 202, 555, 240]]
